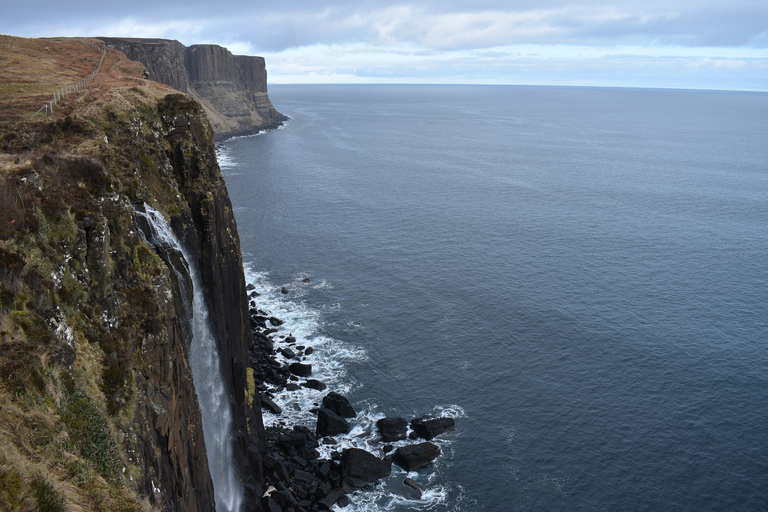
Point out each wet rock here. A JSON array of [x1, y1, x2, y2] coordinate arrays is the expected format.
[[281, 286, 289, 294], [340, 448, 392, 489], [403, 478, 423, 499], [322, 392, 356, 418], [410, 416, 455, 440], [302, 379, 327, 391], [377, 417, 408, 442], [261, 395, 282, 415], [289, 362, 312, 377], [392, 442, 441, 471], [316, 408, 350, 437], [280, 347, 296, 359], [269, 316, 284, 326], [317, 487, 346, 510]]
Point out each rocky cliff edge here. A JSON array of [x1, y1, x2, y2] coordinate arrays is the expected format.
[[100, 37, 288, 141], [0, 36, 264, 511]]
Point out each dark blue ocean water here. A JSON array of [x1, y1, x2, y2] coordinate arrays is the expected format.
[[219, 85, 768, 511]]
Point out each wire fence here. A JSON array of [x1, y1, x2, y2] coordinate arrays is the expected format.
[[35, 39, 106, 116]]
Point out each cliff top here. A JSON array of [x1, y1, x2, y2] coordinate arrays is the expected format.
[[0, 35, 175, 123]]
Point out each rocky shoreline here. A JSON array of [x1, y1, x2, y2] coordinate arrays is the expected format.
[[246, 284, 456, 510]]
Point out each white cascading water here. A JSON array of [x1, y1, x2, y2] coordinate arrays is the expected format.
[[136, 205, 243, 512]]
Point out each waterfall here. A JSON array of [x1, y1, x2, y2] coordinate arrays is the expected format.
[[136, 205, 243, 512]]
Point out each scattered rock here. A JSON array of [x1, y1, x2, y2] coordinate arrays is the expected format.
[[340, 448, 392, 489], [410, 415, 455, 440], [281, 286, 289, 294], [403, 478, 423, 499], [302, 277, 312, 283], [393, 442, 441, 471], [261, 395, 282, 415], [318, 487, 345, 509], [302, 379, 327, 391], [377, 417, 408, 442], [322, 392, 356, 418], [275, 426, 319, 453], [247, 296, 451, 509], [316, 408, 350, 437], [404, 477, 422, 491], [288, 362, 312, 377]]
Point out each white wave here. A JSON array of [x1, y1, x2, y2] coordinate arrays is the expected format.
[[215, 145, 237, 170], [338, 477, 453, 512], [244, 262, 462, 510], [432, 404, 467, 419]]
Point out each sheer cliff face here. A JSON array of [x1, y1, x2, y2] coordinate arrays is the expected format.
[[0, 39, 262, 512], [100, 38, 287, 140]]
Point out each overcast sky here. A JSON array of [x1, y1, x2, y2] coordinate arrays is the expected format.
[[2, 0, 766, 90]]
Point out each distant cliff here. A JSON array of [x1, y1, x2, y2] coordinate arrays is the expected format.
[[100, 38, 288, 140]]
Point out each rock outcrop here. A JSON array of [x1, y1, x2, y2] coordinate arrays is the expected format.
[[100, 37, 288, 140]]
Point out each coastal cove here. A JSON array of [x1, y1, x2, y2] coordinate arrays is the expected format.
[[221, 84, 768, 511]]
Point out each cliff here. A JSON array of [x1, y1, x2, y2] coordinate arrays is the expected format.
[[99, 38, 287, 141], [0, 36, 264, 511]]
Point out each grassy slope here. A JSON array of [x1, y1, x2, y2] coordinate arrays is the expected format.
[[0, 36, 197, 512]]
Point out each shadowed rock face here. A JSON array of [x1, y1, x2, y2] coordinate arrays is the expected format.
[[100, 37, 288, 140]]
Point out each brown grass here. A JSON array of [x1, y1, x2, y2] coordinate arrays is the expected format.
[[0, 35, 174, 124]]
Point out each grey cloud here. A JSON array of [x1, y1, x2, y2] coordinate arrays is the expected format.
[[2, 0, 767, 50]]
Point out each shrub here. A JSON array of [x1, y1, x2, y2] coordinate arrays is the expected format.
[[59, 378, 123, 480]]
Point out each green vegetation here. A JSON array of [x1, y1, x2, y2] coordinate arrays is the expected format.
[[59, 375, 123, 479], [31, 474, 65, 512]]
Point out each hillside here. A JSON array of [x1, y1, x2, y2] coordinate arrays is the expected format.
[[0, 36, 262, 511]]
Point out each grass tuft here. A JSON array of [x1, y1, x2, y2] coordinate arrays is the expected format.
[[31, 473, 64, 512], [59, 376, 123, 480]]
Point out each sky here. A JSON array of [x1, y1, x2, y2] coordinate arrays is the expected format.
[[1, 0, 766, 90]]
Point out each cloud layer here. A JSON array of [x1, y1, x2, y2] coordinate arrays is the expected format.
[[2, 0, 767, 89]]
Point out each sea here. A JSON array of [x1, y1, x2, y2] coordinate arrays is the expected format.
[[217, 85, 768, 511]]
